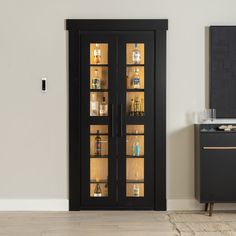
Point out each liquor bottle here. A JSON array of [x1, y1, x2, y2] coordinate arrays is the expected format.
[[132, 43, 141, 64], [92, 69, 101, 89], [140, 98, 144, 116], [94, 43, 101, 64], [94, 178, 102, 197], [99, 96, 108, 116], [133, 172, 140, 197], [132, 130, 140, 157], [129, 99, 135, 116], [131, 67, 141, 89], [90, 93, 99, 116], [134, 97, 140, 116], [133, 184, 140, 197], [94, 130, 102, 156]]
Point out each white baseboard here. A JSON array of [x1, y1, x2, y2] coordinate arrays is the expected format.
[[0, 199, 69, 211], [167, 199, 236, 211], [1, 198, 235, 211]]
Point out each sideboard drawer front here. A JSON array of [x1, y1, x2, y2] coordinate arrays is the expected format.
[[201, 133, 236, 148], [201, 149, 236, 202]]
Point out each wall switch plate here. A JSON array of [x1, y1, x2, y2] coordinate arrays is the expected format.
[[42, 78, 47, 92]]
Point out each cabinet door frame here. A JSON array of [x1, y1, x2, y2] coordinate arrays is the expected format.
[[67, 19, 168, 211]]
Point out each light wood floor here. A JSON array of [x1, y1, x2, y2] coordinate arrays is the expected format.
[[0, 211, 179, 236]]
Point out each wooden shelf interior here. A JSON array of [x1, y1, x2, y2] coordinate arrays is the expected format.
[[90, 135, 108, 156], [126, 43, 145, 65], [126, 183, 144, 197], [90, 66, 108, 89], [90, 43, 108, 65], [90, 183, 108, 197], [126, 124, 144, 134], [90, 125, 108, 134], [126, 158, 144, 181], [126, 66, 144, 89], [126, 92, 144, 114], [126, 135, 144, 156], [90, 158, 108, 182]]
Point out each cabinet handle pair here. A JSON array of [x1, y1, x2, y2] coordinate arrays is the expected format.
[[203, 147, 236, 150], [111, 104, 123, 138]]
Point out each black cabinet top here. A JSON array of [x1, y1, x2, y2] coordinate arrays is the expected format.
[[66, 19, 168, 31]]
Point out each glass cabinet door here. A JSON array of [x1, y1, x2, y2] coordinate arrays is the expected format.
[[80, 35, 117, 207], [80, 32, 155, 209], [118, 32, 155, 208]]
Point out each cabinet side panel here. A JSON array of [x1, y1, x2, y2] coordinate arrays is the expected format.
[[69, 31, 81, 210], [194, 125, 200, 201], [154, 30, 167, 210]]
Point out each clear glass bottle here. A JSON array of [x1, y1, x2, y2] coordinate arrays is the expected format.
[[99, 96, 108, 116], [132, 43, 141, 64], [129, 99, 135, 116], [131, 67, 141, 89], [132, 130, 140, 157], [92, 69, 101, 89], [94, 43, 101, 64], [90, 93, 99, 116], [94, 130, 102, 156], [94, 178, 102, 197], [133, 172, 140, 197]]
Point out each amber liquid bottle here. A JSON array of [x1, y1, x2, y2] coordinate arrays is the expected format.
[[94, 130, 102, 156]]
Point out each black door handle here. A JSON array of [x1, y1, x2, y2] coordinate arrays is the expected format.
[[119, 104, 123, 137]]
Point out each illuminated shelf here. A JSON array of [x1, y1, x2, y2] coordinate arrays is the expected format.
[[90, 179, 107, 184], [127, 89, 144, 92], [126, 133, 144, 136], [90, 133, 108, 135], [90, 155, 108, 158], [90, 64, 108, 67], [90, 89, 108, 92], [126, 64, 145, 67], [126, 179, 144, 184], [126, 155, 144, 158]]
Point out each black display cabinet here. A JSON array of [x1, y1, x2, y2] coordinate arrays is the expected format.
[[66, 20, 168, 210]]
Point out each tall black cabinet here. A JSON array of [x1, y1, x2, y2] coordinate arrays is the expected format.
[[66, 20, 168, 210]]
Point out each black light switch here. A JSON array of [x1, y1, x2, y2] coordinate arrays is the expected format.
[[42, 78, 47, 92]]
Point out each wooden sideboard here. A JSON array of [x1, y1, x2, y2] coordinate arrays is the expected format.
[[195, 124, 236, 216]]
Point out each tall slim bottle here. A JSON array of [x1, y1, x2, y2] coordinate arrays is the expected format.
[[132, 43, 141, 64], [94, 43, 101, 64], [94, 130, 102, 156], [90, 93, 99, 116]]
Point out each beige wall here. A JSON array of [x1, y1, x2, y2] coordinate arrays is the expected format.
[[0, 0, 236, 201]]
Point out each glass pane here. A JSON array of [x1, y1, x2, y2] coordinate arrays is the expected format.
[[126, 43, 144, 65], [126, 92, 144, 116], [90, 125, 108, 135], [90, 125, 108, 197], [126, 135, 144, 157], [90, 134, 108, 157], [90, 92, 108, 116], [126, 66, 144, 90], [90, 159, 108, 197], [126, 184, 144, 197], [90, 183, 108, 197], [90, 43, 108, 65], [126, 125, 144, 134], [90, 66, 108, 90], [126, 158, 144, 197]]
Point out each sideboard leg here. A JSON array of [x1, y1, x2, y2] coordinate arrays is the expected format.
[[205, 203, 209, 212], [209, 203, 214, 216]]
